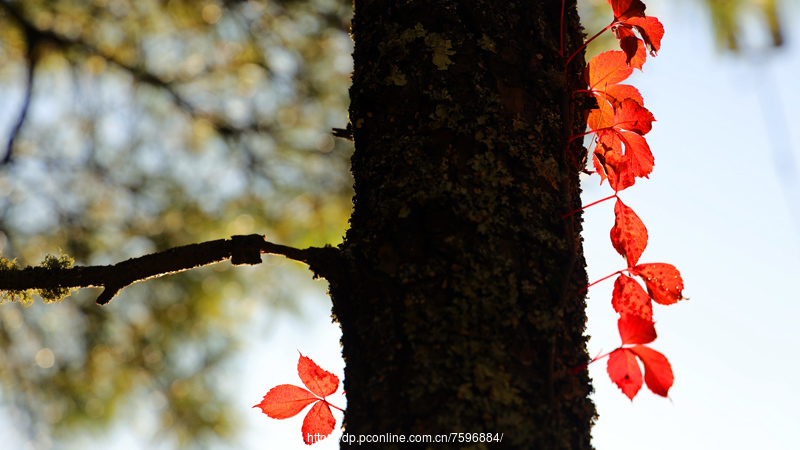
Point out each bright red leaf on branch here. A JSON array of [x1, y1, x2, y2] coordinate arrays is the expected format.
[[630, 345, 674, 397], [618, 314, 656, 345], [605, 0, 663, 68], [608, 0, 646, 21], [607, 348, 643, 400], [593, 142, 635, 192], [625, 16, 664, 56], [632, 263, 685, 305], [612, 274, 653, 321], [585, 51, 644, 107], [608, 345, 673, 400], [610, 198, 648, 266], [254, 354, 342, 445], [607, 315, 673, 400], [589, 111, 655, 192]]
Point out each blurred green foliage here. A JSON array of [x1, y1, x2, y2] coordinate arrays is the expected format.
[[0, 0, 353, 447]]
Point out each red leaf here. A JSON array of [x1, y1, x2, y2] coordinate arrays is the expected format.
[[610, 98, 655, 135], [302, 401, 337, 445], [630, 345, 674, 397], [632, 263, 684, 305], [607, 348, 642, 400], [585, 51, 633, 90], [612, 24, 643, 67], [618, 313, 656, 345], [606, 1, 662, 67], [254, 384, 318, 419], [595, 129, 654, 184], [604, 84, 644, 107], [626, 16, 664, 56], [587, 99, 615, 132], [617, 132, 654, 178], [298, 353, 339, 398], [593, 142, 635, 192], [612, 274, 653, 321], [255, 354, 341, 445], [608, 0, 646, 21], [588, 92, 653, 135], [610, 198, 648, 266]]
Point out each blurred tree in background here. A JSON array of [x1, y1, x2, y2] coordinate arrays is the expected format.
[[0, 0, 353, 448], [0, 0, 787, 448]]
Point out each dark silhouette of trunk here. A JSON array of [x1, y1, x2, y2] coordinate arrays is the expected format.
[[328, 0, 595, 448]]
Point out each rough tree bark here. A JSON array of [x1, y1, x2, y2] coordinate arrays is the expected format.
[[328, 0, 595, 448]]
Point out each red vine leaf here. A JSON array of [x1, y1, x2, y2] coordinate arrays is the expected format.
[[630, 345, 674, 397], [618, 313, 656, 345], [632, 263, 684, 305], [254, 384, 319, 419], [625, 16, 665, 56], [606, 98, 655, 135], [593, 142, 635, 192], [592, 132, 653, 191], [606, 0, 663, 67], [585, 51, 634, 90], [585, 51, 644, 112], [610, 198, 648, 266], [612, 24, 646, 68], [298, 353, 339, 398], [608, 0, 646, 21], [612, 274, 653, 321], [607, 348, 643, 400], [604, 83, 644, 108], [254, 354, 341, 445], [302, 401, 337, 445]]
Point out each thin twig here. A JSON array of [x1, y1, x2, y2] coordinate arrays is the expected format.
[[3, 13, 41, 165], [0, 235, 341, 305]]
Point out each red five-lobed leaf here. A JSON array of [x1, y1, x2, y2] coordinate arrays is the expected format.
[[610, 198, 648, 267], [632, 263, 684, 305], [254, 354, 341, 445], [608, 316, 674, 400], [607, 348, 643, 400]]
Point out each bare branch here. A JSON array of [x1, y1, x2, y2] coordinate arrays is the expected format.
[[0, 234, 341, 305]]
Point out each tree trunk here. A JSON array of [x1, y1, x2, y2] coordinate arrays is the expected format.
[[329, 1, 594, 447]]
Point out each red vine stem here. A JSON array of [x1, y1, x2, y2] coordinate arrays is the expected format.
[[569, 349, 612, 374], [560, 0, 566, 57], [562, 193, 617, 218], [324, 400, 345, 413], [580, 269, 623, 292], [567, 22, 614, 65]]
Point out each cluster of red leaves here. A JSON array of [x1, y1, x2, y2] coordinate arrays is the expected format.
[[253, 354, 342, 445], [607, 315, 673, 399], [582, 0, 663, 192], [579, 0, 685, 401]]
